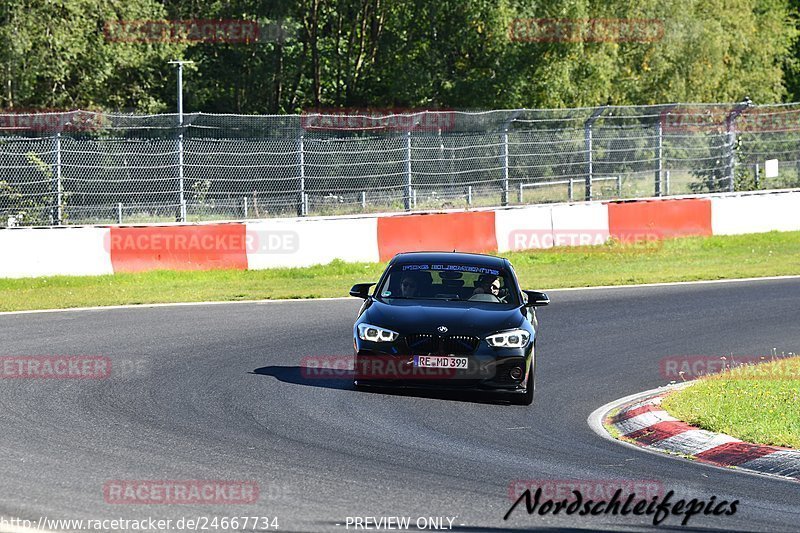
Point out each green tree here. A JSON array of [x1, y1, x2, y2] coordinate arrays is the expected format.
[[0, 0, 185, 111]]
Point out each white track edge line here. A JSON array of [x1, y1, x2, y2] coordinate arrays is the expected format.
[[2, 274, 799, 316], [546, 274, 800, 292]]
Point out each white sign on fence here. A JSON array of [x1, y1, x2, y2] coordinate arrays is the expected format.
[[765, 159, 779, 178]]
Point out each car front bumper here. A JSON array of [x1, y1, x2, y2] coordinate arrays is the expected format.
[[352, 347, 532, 392]]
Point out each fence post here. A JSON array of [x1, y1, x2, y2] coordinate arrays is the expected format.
[[655, 119, 663, 197], [53, 132, 62, 225], [501, 128, 509, 206], [518, 183, 523, 203], [500, 111, 522, 205], [568, 178, 574, 202], [405, 131, 412, 211], [176, 72, 186, 222], [298, 135, 307, 216], [584, 106, 606, 201], [243, 196, 248, 218], [466, 185, 472, 206], [726, 127, 736, 192], [725, 98, 752, 193], [178, 132, 186, 222], [754, 163, 760, 189], [170, 60, 191, 222], [616, 175, 622, 197], [361, 191, 366, 209], [117, 202, 123, 224], [665, 170, 670, 196]]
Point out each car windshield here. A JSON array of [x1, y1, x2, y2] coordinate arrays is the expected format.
[[376, 263, 518, 305]]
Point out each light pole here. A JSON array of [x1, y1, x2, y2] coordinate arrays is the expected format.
[[169, 60, 193, 222]]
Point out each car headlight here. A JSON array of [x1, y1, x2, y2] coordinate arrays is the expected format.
[[358, 323, 399, 343], [486, 329, 530, 348]]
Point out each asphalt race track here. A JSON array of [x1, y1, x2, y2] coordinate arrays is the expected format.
[[1, 278, 799, 532]]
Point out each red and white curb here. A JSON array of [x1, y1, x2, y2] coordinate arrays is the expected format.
[[588, 384, 800, 483]]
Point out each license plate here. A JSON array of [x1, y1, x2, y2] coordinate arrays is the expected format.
[[413, 356, 468, 369]]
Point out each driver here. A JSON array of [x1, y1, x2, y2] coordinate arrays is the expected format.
[[472, 274, 504, 301], [400, 274, 419, 297]]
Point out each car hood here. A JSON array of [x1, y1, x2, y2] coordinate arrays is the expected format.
[[361, 299, 525, 336]]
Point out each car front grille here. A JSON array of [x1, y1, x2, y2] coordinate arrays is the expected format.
[[404, 334, 480, 355], [405, 334, 438, 353], [441, 335, 480, 354]]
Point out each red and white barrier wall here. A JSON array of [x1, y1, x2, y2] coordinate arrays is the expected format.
[[0, 189, 798, 278]]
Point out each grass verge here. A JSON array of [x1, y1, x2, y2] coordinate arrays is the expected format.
[[1, 230, 799, 312], [661, 356, 800, 449]]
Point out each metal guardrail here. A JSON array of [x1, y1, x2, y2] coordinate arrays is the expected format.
[[518, 176, 621, 203]]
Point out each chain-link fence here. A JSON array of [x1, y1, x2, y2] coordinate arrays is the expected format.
[[2, 103, 799, 226]]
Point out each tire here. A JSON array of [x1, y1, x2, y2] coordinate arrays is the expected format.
[[510, 358, 535, 406]]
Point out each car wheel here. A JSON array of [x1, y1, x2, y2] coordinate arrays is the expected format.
[[511, 358, 535, 406]]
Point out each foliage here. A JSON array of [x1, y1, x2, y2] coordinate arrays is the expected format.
[[1, 1, 798, 113], [0, 0, 186, 111]]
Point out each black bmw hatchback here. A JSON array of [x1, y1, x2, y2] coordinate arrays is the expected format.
[[349, 251, 549, 405]]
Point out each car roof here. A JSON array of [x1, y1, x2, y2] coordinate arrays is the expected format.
[[390, 251, 507, 268]]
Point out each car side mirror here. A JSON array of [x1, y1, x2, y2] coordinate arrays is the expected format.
[[523, 290, 549, 307], [349, 283, 375, 299]]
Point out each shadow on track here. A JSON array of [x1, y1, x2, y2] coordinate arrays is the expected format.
[[251, 365, 515, 405]]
